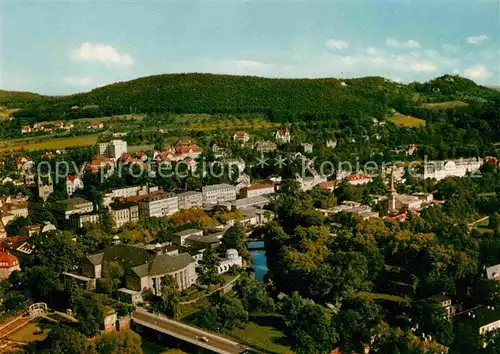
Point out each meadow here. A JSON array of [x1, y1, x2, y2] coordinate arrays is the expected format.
[[388, 112, 426, 127]]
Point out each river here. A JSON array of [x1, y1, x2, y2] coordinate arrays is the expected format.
[[247, 241, 268, 282]]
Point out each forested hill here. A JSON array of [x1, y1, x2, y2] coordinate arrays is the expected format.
[[2, 73, 500, 123]]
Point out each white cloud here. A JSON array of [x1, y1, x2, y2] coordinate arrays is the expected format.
[[385, 38, 421, 49], [464, 64, 492, 80], [410, 61, 438, 72], [466, 35, 489, 45], [71, 42, 133, 66], [63, 76, 93, 86], [325, 39, 349, 50]]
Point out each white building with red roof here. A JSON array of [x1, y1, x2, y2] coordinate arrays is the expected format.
[[346, 174, 373, 186], [233, 131, 250, 144], [240, 184, 275, 198], [275, 128, 291, 144], [66, 175, 84, 196], [21, 126, 31, 134], [0, 251, 21, 280]]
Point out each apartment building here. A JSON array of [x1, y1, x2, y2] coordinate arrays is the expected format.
[[110, 204, 139, 229], [98, 139, 128, 159], [69, 213, 100, 228], [240, 184, 275, 198], [177, 191, 203, 210], [137, 192, 179, 219], [202, 184, 237, 204]]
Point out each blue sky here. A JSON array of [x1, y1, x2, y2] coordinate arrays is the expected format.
[[2, 1, 499, 95]]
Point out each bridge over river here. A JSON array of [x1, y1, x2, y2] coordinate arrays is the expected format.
[[132, 308, 251, 354]]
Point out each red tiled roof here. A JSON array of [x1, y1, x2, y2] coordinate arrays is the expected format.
[[277, 129, 289, 135], [346, 174, 371, 181], [235, 131, 246, 137], [66, 175, 80, 182], [241, 184, 274, 191], [318, 181, 338, 188], [0, 251, 19, 267]]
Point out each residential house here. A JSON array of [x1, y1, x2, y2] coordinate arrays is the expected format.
[[233, 131, 250, 144], [132, 191, 179, 219], [326, 139, 337, 149], [346, 174, 373, 186], [296, 174, 327, 191], [177, 191, 203, 210], [0, 251, 21, 280], [275, 129, 291, 144], [301, 142, 313, 153], [66, 175, 84, 196], [486, 264, 500, 281], [21, 126, 31, 134], [255, 141, 277, 153]]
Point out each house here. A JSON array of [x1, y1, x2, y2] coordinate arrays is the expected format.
[[346, 174, 372, 186], [0, 251, 21, 280], [217, 249, 243, 274], [407, 144, 418, 156], [301, 143, 313, 153], [21, 126, 31, 134], [240, 184, 275, 198], [177, 191, 203, 210], [326, 139, 337, 149], [275, 129, 291, 144], [202, 184, 237, 204], [255, 141, 277, 153], [66, 175, 84, 196], [317, 181, 338, 192], [82, 243, 197, 293], [54, 121, 64, 129], [43, 128, 53, 134], [233, 131, 250, 144], [172, 229, 204, 246], [103, 307, 117, 332], [296, 174, 327, 191], [459, 306, 500, 336], [88, 122, 104, 129], [16, 156, 33, 170], [430, 294, 457, 317], [486, 264, 500, 281], [84, 156, 116, 175]]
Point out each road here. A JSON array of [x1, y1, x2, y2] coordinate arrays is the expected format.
[[0, 316, 32, 339], [132, 309, 248, 354]]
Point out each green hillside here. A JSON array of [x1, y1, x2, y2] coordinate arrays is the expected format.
[[2, 73, 499, 141]]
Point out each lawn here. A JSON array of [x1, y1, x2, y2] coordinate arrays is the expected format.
[[0, 134, 99, 153], [356, 291, 409, 304], [388, 113, 426, 127], [6, 321, 51, 343], [420, 100, 469, 109], [39, 114, 145, 126], [229, 314, 293, 354]]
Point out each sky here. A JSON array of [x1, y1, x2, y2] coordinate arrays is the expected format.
[[1, 1, 499, 95]]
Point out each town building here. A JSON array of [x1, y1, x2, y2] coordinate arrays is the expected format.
[[296, 174, 328, 191], [326, 139, 337, 149], [69, 213, 100, 229], [202, 184, 237, 204], [49, 198, 94, 224], [98, 140, 128, 159], [486, 264, 500, 281], [275, 129, 291, 144], [217, 249, 243, 274], [185, 234, 221, 250], [255, 141, 277, 153], [301, 143, 313, 153], [240, 184, 275, 198], [107, 185, 154, 199], [177, 191, 203, 210], [81, 243, 197, 293], [422, 158, 483, 181], [134, 192, 179, 219], [172, 229, 204, 246], [66, 175, 84, 196], [37, 175, 54, 202], [346, 174, 373, 185], [233, 131, 250, 144], [431, 294, 457, 318], [110, 204, 139, 229], [231, 196, 269, 210], [0, 251, 21, 280]]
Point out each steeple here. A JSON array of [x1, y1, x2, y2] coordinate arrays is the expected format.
[[388, 167, 397, 213]]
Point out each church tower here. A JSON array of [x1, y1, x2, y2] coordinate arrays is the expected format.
[[37, 174, 54, 202], [387, 168, 397, 213]]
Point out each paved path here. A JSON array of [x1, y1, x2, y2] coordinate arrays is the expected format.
[[0, 316, 32, 339], [132, 308, 248, 354]]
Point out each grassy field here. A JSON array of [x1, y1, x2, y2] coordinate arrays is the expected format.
[[420, 100, 469, 109], [388, 113, 426, 127], [230, 314, 293, 354], [356, 291, 409, 304], [0, 134, 99, 153], [38, 114, 145, 126], [6, 321, 50, 343]]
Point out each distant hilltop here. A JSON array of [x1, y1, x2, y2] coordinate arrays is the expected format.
[[1, 73, 499, 122]]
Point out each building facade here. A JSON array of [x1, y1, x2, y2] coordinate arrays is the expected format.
[[202, 184, 237, 204], [177, 191, 203, 210]]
